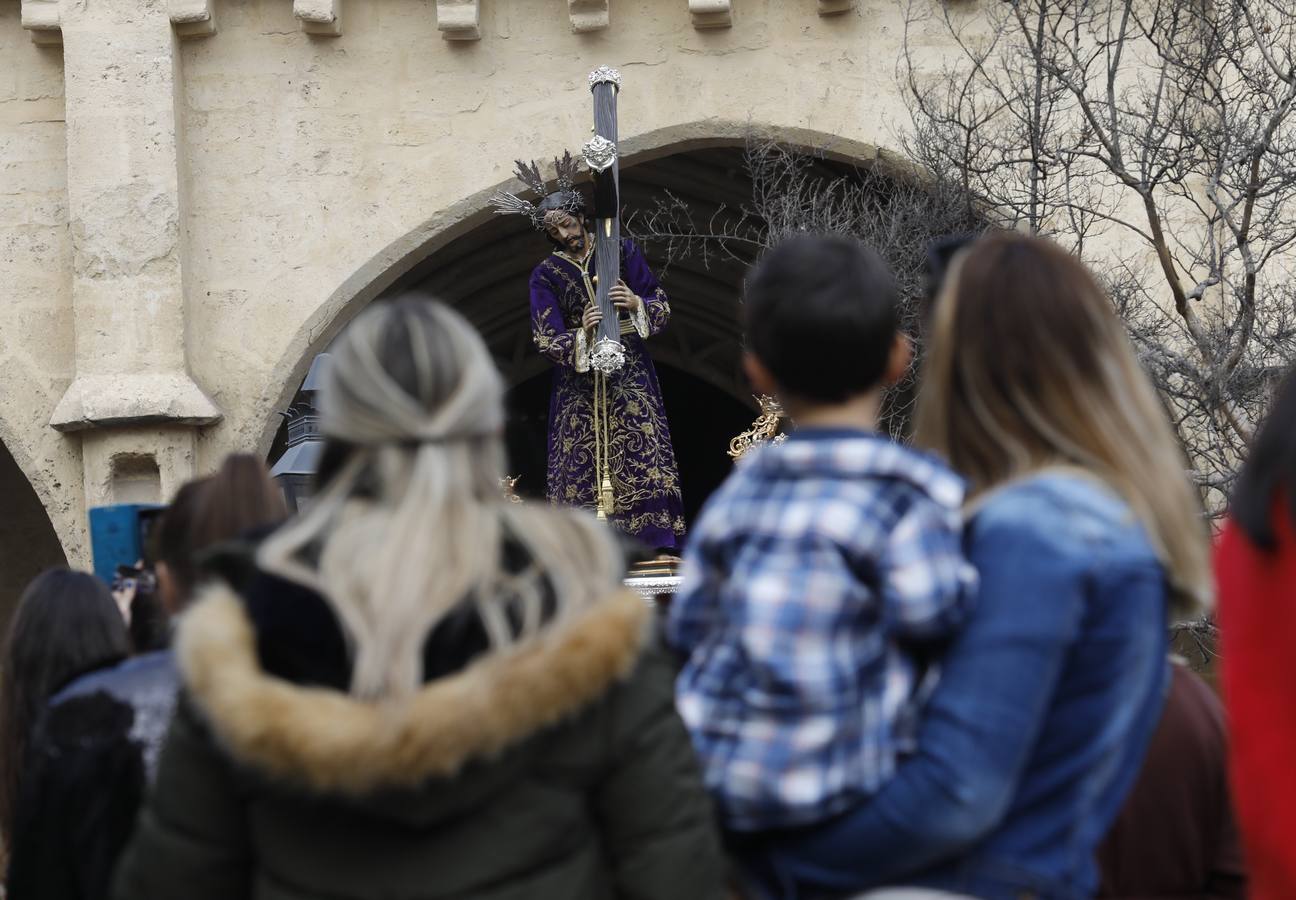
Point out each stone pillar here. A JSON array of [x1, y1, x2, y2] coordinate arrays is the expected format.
[[80, 428, 198, 510], [50, 0, 219, 507]]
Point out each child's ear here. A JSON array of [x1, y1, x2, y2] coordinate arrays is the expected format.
[[742, 353, 780, 398], [884, 333, 914, 385]]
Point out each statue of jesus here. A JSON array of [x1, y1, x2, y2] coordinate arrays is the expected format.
[[525, 196, 686, 554], [491, 157, 685, 553]]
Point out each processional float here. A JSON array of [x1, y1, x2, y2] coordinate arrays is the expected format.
[[492, 66, 787, 532]]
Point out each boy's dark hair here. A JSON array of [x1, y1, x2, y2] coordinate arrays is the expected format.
[[743, 233, 899, 403]]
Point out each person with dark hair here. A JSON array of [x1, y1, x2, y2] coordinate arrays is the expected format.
[[495, 157, 686, 553], [189, 454, 290, 567], [6, 455, 287, 900], [749, 232, 1210, 899], [1217, 367, 1296, 900], [0, 570, 130, 861], [920, 233, 977, 314], [111, 298, 723, 900], [667, 233, 975, 892], [1096, 661, 1247, 899]]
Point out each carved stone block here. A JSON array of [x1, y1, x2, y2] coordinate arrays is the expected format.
[[169, 0, 216, 38], [818, 0, 856, 14], [437, 0, 481, 40], [295, 0, 342, 35], [689, 0, 732, 29], [20, 0, 61, 45], [569, 0, 609, 33]]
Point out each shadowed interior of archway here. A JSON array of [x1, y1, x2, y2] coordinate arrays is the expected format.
[[271, 144, 880, 525], [0, 442, 68, 633]]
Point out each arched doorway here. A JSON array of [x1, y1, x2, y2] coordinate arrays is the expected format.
[[268, 140, 942, 522], [0, 441, 68, 631]]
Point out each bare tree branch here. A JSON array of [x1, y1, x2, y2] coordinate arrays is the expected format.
[[626, 139, 983, 440], [899, 0, 1296, 511]]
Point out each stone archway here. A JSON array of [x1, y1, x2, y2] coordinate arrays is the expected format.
[[0, 439, 68, 632], [263, 127, 926, 518], [254, 121, 909, 454]]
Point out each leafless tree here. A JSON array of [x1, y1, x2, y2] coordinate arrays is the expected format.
[[631, 2, 1295, 657], [899, 0, 1296, 511], [626, 141, 982, 436]]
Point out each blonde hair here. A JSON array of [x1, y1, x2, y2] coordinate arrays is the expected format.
[[914, 232, 1211, 619], [259, 298, 624, 699]]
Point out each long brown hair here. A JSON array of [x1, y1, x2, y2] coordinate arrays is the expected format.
[[156, 455, 288, 606], [190, 454, 287, 554], [914, 232, 1211, 618]]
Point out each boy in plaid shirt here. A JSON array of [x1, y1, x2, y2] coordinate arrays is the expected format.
[[666, 234, 976, 845]]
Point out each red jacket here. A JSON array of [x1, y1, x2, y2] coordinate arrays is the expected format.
[[1218, 510, 1296, 900]]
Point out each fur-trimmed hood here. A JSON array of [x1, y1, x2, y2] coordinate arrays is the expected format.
[[175, 582, 652, 800]]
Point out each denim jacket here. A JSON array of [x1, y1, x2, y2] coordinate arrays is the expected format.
[[764, 470, 1171, 900]]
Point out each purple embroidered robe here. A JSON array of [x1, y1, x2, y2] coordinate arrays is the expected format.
[[528, 238, 686, 551]]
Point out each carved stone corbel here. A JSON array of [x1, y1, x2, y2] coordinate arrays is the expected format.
[[169, 0, 216, 38], [20, 0, 61, 45], [818, 0, 856, 14], [295, 0, 342, 35], [437, 0, 481, 40], [689, 0, 732, 29], [569, 0, 609, 32]]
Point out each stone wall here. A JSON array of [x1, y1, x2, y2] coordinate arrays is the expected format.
[[0, 2, 83, 566]]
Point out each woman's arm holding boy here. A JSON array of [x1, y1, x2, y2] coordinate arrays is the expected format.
[[765, 506, 1086, 893]]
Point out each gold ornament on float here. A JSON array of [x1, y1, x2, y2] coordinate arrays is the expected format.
[[727, 395, 788, 461]]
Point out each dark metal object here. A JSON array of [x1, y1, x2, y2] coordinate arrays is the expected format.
[[585, 67, 624, 355], [271, 353, 331, 512]]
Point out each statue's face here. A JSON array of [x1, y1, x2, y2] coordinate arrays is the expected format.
[[544, 211, 587, 255]]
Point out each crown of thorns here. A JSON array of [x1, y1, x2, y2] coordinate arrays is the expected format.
[[489, 153, 586, 230]]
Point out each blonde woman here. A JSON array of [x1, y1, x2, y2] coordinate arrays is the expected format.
[[756, 233, 1211, 899], [112, 298, 724, 900]]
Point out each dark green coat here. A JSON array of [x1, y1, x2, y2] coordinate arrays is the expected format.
[[112, 574, 724, 900]]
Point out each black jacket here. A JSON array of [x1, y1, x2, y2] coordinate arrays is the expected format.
[[112, 563, 725, 900]]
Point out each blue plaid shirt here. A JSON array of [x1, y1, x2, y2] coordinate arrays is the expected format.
[[666, 429, 976, 832]]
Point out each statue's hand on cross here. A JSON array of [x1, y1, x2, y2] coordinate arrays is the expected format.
[[610, 280, 642, 314]]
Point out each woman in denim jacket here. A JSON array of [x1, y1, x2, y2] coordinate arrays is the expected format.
[[762, 233, 1212, 900]]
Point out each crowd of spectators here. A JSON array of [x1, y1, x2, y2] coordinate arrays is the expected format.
[[1, 230, 1290, 900]]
